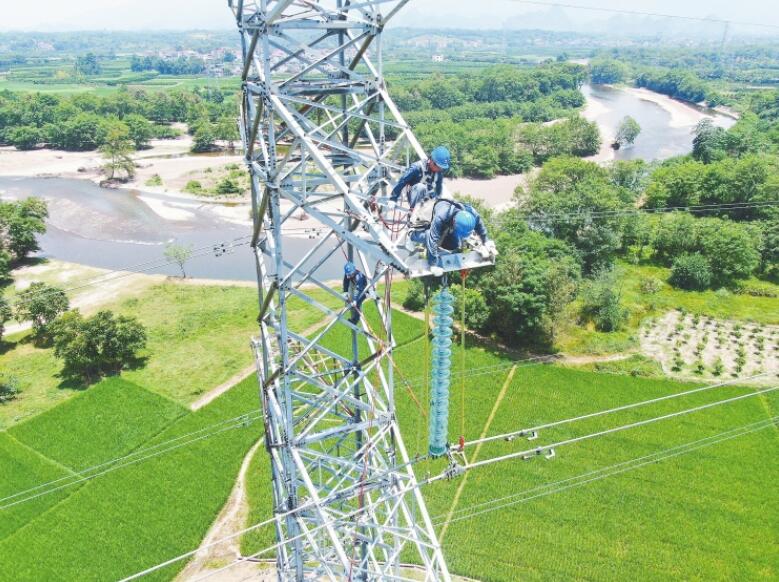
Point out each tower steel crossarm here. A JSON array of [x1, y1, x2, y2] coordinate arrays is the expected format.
[[230, 1, 451, 580]]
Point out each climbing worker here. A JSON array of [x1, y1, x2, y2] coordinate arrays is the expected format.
[[407, 199, 497, 276], [343, 261, 368, 325], [389, 146, 451, 210]]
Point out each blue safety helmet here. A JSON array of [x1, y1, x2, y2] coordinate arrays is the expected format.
[[453, 210, 477, 239], [430, 146, 451, 172], [344, 261, 357, 276]]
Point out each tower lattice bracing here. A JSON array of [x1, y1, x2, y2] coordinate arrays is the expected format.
[[229, 1, 451, 579]]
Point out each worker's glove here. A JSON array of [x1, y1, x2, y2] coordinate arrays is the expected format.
[[366, 288, 378, 300], [430, 266, 444, 278], [485, 240, 498, 257], [343, 292, 351, 302]]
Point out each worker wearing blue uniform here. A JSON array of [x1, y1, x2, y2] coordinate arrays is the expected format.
[[390, 146, 451, 209], [343, 262, 368, 324], [408, 199, 495, 267]]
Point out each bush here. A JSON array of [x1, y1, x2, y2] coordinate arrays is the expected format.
[[145, 174, 163, 187], [50, 309, 147, 383], [0, 374, 19, 403], [580, 269, 629, 332], [451, 284, 490, 332], [669, 253, 712, 291], [639, 277, 663, 294], [184, 180, 203, 194], [402, 279, 426, 311], [215, 177, 241, 195]]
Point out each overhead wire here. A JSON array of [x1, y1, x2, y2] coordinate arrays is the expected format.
[[466, 371, 774, 448], [6, 360, 766, 511], [494, 200, 779, 228], [0, 411, 263, 511], [458, 385, 779, 474], [434, 415, 778, 526], [122, 382, 777, 581]]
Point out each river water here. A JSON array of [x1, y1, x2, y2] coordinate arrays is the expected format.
[[581, 84, 736, 161], [0, 86, 737, 281], [0, 177, 339, 281]]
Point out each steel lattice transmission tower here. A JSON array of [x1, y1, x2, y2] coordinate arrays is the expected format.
[[229, 1, 451, 579]]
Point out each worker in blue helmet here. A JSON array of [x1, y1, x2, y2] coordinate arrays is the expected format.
[[389, 146, 451, 210], [407, 199, 496, 273], [343, 261, 368, 325]]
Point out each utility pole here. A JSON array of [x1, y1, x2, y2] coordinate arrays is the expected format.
[[229, 1, 453, 579]]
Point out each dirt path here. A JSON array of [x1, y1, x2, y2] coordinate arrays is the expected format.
[[176, 440, 264, 582], [559, 352, 636, 365], [191, 365, 257, 411]]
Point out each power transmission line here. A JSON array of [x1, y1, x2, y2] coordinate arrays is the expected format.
[[460, 385, 778, 473], [434, 415, 777, 526], [466, 371, 773, 448], [507, 0, 779, 30], [494, 200, 779, 228], [0, 411, 261, 511], [121, 381, 776, 581]]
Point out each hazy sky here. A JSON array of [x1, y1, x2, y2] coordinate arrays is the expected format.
[[1, 0, 778, 31]]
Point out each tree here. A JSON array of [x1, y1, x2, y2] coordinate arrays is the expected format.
[[589, 58, 629, 85], [669, 253, 713, 290], [0, 250, 10, 283], [191, 123, 216, 153], [124, 114, 153, 150], [451, 284, 490, 332], [74, 53, 102, 76], [100, 122, 135, 181], [14, 282, 69, 340], [50, 310, 147, 383], [696, 219, 761, 284], [580, 268, 629, 332], [0, 296, 12, 343], [759, 218, 779, 279], [214, 117, 239, 149], [692, 118, 728, 163], [525, 157, 627, 273], [8, 125, 42, 150], [478, 216, 581, 346], [48, 112, 105, 151], [615, 116, 641, 147], [164, 242, 194, 278], [0, 197, 48, 261]]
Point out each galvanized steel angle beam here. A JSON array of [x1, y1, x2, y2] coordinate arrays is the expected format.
[[232, 0, 450, 579]]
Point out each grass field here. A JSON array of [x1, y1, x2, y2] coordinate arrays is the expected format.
[[240, 312, 779, 581], [0, 273, 341, 428], [548, 262, 779, 355], [0, 375, 261, 581], [1, 276, 776, 581]]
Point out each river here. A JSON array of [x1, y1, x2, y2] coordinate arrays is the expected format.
[[0, 177, 338, 281], [448, 84, 737, 206], [0, 85, 737, 280]]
